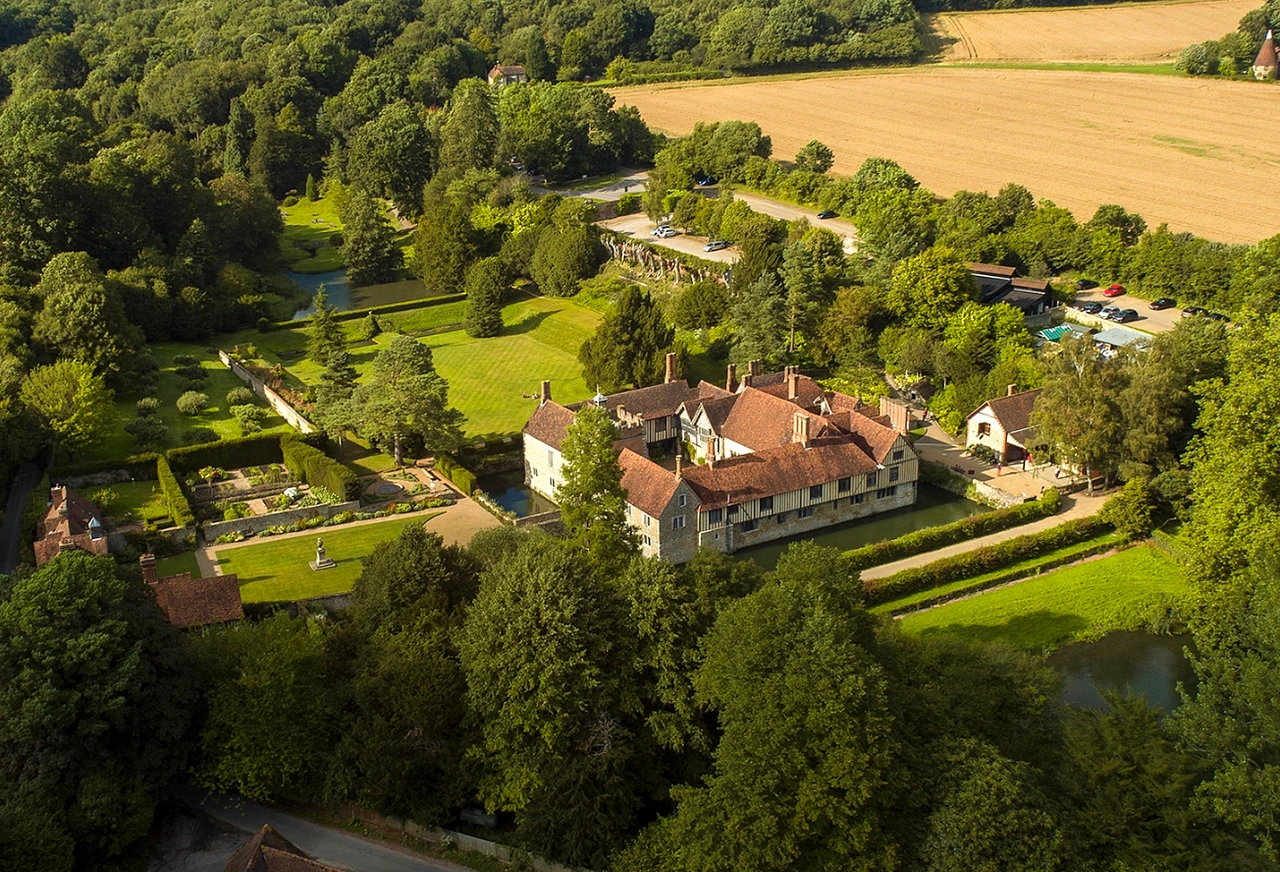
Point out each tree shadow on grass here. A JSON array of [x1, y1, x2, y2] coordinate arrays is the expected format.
[[916, 610, 1089, 648], [505, 309, 555, 335]]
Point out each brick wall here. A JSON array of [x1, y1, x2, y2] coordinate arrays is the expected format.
[[218, 350, 317, 433]]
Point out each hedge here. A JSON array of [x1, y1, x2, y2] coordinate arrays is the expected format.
[[167, 433, 288, 474], [844, 488, 1062, 572], [863, 516, 1112, 607], [156, 456, 195, 529], [281, 436, 360, 501], [436, 453, 476, 495], [50, 453, 161, 481], [261, 292, 467, 331]]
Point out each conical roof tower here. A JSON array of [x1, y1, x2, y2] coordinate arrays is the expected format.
[[1254, 30, 1278, 80]]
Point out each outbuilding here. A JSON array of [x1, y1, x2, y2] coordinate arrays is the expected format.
[[965, 386, 1042, 464]]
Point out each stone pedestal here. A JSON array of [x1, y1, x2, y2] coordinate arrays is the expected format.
[[309, 537, 336, 571]]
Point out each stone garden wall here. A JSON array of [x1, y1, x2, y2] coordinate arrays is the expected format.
[[202, 499, 360, 541], [218, 350, 316, 433]]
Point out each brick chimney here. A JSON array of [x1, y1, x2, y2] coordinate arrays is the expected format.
[[664, 352, 676, 384], [793, 412, 810, 448], [741, 373, 753, 389], [540, 380, 551, 405], [788, 369, 800, 401], [726, 363, 737, 393], [705, 437, 716, 469], [749, 360, 761, 378], [140, 553, 158, 586], [675, 453, 683, 480], [1007, 383, 1017, 397], [617, 403, 627, 425]]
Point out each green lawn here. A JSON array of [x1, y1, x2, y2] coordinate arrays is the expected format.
[[86, 480, 170, 526], [214, 513, 442, 603], [79, 342, 292, 464], [898, 545, 1191, 650], [280, 195, 345, 274], [155, 551, 202, 579]]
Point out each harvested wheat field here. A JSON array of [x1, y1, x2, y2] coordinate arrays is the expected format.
[[934, 0, 1258, 63], [616, 69, 1280, 243]]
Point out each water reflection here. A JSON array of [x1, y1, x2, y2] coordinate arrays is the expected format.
[[1049, 631, 1197, 714], [475, 469, 558, 517], [289, 270, 436, 319]]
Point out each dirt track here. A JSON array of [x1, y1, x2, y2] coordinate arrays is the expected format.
[[932, 0, 1258, 63], [614, 68, 1280, 244]]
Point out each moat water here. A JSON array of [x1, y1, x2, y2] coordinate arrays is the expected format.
[[290, 270, 436, 318], [474, 469, 558, 517], [1049, 631, 1196, 714]]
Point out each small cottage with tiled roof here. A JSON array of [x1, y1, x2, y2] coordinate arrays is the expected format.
[[34, 485, 109, 566], [488, 64, 528, 86], [965, 386, 1043, 464], [141, 553, 242, 629], [1254, 30, 1277, 80], [224, 824, 340, 872], [523, 355, 919, 561]]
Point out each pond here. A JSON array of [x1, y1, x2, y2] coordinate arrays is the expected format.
[[735, 484, 990, 571], [1049, 631, 1197, 714], [474, 469, 559, 518], [289, 270, 436, 319]]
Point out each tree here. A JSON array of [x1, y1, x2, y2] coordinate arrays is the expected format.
[[314, 348, 359, 452], [780, 240, 820, 353], [531, 205, 600, 296], [579, 285, 674, 392], [1030, 336, 1124, 492], [457, 537, 640, 867], [412, 179, 479, 296], [20, 360, 114, 456], [464, 257, 506, 338], [855, 187, 936, 277], [439, 78, 498, 174], [0, 553, 197, 864], [348, 101, 433, 216], [349, 524, 477, 635], [341, 190, 403, 286], [307, 286, 345, 365], [730, 274, 788, 367], [354, 335, 463, 465], [556, 404, 639, 567], [32, 252, 139, 383], [794, 139, 834, 173], [305, 173, 317, 201], [887, 246, 976, 329], [671, 281, 728, 331]]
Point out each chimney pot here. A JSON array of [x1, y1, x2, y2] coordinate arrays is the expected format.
[[1007, 383, 1017, 397], [540, 380, 551, 405], [664, 352, 676, 384], [726, 363, 737, 393], [749, 360, 761, 378], [140, 553, 158, 586]]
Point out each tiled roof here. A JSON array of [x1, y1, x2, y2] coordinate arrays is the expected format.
[[695, 381, 733, 400], [833, 410, 900, 463], [224, 825, 340, 872], [1010, 277, 1050, 292], [826, 391, 868, 414], [682, 439, 879, 505], [1256, 31, 1277, 67], [603, 380, 693, 420], [719, 388, 834, 452], [34, 486, 109, 566], [974, 389, 1042, 434], [618, 449, 681, 517], [690, 395, 738, 431], [967, 262, 1017, 278], [523, 401, 576, 450], [150, 573, 243, 629]]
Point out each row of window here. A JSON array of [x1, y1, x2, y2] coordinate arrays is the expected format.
[[704, 469, 906, 526], [735, 486, 903, 533]]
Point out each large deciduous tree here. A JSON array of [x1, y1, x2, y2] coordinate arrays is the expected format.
[[32, 251, 140, 383], [354, 335, 462, 466], [20, 360, 114, 457], [886, 246, 975, 329], [348, 101, 433, 217], [1030, 336, 1124, 492]]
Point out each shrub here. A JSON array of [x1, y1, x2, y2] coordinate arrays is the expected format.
[[124, 416, 168, 448], [435, 453, 476, 495], [844, 488, 1062, 571], [174, 363, 206, 382], [178, 378, 207, 393], [226, 387, 257, 406], [172, 354, 198, 366], [183, 427, 220, 446], [156, 456, 194, 528], [167, 432, 306, 474], [617, 192, 642, 215], [49, 454, 160, 481], [136, 397, 160, 417], [282, 195, 299, 207], [1100, 478, 1155, 541], [361, 313, 381, 339], [176, 391, 210, 415], [231, 404, 269, 434], [281, 435, 360, 500]]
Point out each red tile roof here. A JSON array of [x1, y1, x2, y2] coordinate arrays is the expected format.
[[831, 410, 900, 463], [719, 388, 835, 452], [972, 388, 1042, 434], [618, 449, 681, 517], [682, 439, 879, 506], [522, 401, 577, 451], [224, 825, 340, 872], [602, 381, 695, 420], [150, 572, 243, 629], [34, 486, 109, 567], [754, 373, 828, 410], [1256, 31, 1277, 68]]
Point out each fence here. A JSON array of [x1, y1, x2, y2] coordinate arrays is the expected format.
[[218, 350, 316, 433]]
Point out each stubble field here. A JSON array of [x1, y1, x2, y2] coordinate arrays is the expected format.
[[616, 68, 1280, 243], [932, 0, 1258, 63]]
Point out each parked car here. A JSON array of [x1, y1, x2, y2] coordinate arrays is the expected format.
[[1112, 309, 1140, 323], [697, 177, 717, 187], [1100, 306, 1120, 320], [1075, 300, 1103, 314], [1103, 284, 1126, 297], [1206, 311, 1230, 322], [1149, 298, 1176, 310], [654, 226, 679, 238], [1182, 306, 1208, 317], [816, 210, 838, 219], [704, 240, 730, 252], [1075, 278, 1098, 290]]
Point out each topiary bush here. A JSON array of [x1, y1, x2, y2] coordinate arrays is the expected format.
[[183, 427, 220, 446], [136, 397, 160, 417], [172, 354, 198, 366], [124, 416, 168, 448], [226, 387, 257, 407], [174, 363, 206, 381], [178, 378, 207, 393], [176, 391, 209, 415], [231, 404, 268, 435]]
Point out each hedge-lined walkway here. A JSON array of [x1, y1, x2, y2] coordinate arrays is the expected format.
[[860, 490, 1106, 581]]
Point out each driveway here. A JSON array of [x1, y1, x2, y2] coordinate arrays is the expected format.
[[732, 191, 859, 252], [1070, 290, 1186, 334], [170, 787, 466, 872], [599, 212, 738, 264], [0, 463, 41, 575]]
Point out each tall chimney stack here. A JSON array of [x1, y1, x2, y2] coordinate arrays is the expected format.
[[540, 380, 552, 405], [664, 352, 676, 384], [617, 403, 627, 425], [741, 372, 753, 389], [749, 360, 761, 378], [140, 553, 158, 586], [1007, 383, 1017, 397], [793, 412, 810, 448], [788, 370, 800, 401], [675, 453, 683, 480], [705, 437, 716, 469], [726, 363, 737, 393]]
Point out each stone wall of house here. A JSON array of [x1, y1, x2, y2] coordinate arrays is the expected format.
[[202, 499, 360, 541], [218, 350, 316, 433]]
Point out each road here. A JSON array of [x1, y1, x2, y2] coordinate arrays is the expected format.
[[1070, 289, 1188, 334], [732, 191, 859, 252], [0, 463, 41, 575], [598, 212, 738, 264], [172, 787, 466, 872]]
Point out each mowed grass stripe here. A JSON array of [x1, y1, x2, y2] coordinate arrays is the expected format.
[[897, 545, 1191, 650]]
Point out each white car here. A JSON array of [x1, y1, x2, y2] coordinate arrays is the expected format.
[[653, 226, 678, 238]]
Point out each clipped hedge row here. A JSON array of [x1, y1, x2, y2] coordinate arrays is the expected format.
[[167, 433, 288, 475], [51, 453, 161, 481], [262, 293, 467, 331], [281, 436, 360, 501], [156, 456, 195, 528], [845, 488, 1062, 571], [436, 453, 476, 495], [864, 516, 1112, 607]]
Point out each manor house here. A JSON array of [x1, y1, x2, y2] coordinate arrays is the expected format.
[[523, 356, 919, 563]]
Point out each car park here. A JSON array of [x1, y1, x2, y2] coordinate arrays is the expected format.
[[1103, 283, 1126, 297], [1100, 306, 1120, 320], [1112, 309, 1139, 323], [816, 210, 837, 219], [1075, 301, 1103, 314], [1075, 279, 1098, 290], [1182, 306, 1208, 317], [704, 240, 730, 252], [1149, 298, 1176, 310], [654, 226, 679, 238]]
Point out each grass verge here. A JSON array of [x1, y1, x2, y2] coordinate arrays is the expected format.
[[897, 544, 1190, 650], [155, 551, 202, 579]]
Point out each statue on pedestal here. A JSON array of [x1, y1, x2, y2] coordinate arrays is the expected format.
[[310, 536, 336, 571]]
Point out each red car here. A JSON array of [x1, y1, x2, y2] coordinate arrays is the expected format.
[[1103, 284, 1126, 297]]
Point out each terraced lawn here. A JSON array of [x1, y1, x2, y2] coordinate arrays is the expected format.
[[898, 545, 1191, 650], [214, 513, 441, 603]]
